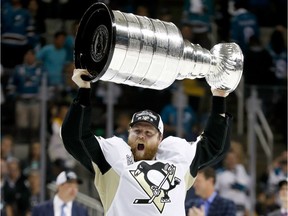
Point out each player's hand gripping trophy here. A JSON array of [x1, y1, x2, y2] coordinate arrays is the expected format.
[[74, 2, 243, 92]]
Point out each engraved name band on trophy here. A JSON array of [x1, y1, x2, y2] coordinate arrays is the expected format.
[[74, 2, 244, 92]]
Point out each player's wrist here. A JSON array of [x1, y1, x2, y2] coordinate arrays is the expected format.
[[74, 88, 91, 107], [211, 96, 226, 114]]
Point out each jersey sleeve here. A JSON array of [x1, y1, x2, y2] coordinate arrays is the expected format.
[[190, 113, 232, 177], [61, 88, 111, 174]]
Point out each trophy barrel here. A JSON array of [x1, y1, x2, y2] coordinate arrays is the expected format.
[[75, 2, 185, 90]]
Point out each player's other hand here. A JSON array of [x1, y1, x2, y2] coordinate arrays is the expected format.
[[211, 88, 229, 97], [72, 69, 91, 89]]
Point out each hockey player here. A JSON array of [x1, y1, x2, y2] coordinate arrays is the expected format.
[[61, 69, 232, 216]]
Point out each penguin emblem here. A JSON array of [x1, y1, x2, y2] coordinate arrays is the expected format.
[[130, 161, 181, 213]]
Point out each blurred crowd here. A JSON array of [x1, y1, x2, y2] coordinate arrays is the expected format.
[[0, 0, 287, 215]]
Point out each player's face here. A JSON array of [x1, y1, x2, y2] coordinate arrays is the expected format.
[[128, 122, 162, 161]]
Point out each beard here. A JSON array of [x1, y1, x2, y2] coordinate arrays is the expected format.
[[130, 143, 158, 161]]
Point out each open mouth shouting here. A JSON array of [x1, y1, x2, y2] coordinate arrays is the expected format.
[[137, 143, 145, 151]]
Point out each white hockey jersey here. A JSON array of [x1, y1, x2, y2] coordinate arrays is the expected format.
[[92, 136, 198, 216]]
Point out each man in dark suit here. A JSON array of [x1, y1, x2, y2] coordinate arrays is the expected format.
[[185, 167, 236, 216], [32, 171, 89, 216]]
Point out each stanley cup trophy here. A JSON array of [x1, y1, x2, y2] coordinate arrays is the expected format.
[[74, 2, 243, 92]]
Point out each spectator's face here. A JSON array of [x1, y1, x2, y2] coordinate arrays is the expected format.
[[24, 50, 36, 65], [0, 159, 8, 179], [116, 114, 131, 130], [181, 26, 193, 40], [31, 142, 41, 158], [224, 152, 237, 170], [279, 184, 288, 207], [59, 106, 68, 120], [136, 6, 149, 16], [28, 0, 38, 13], [128, 122, 162, 161], [193, 173, 211, 199], [7, 161, 20, 181], [58, 180, 79, 202], [54, 35, 66, 49], [28, 171, 41, 190], [1, 137, 13, 158]]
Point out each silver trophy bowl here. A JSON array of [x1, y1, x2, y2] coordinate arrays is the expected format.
[[75, 2, 243, 92]]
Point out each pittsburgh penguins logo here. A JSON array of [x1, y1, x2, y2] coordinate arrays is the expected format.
[[130, 161, 181, 213]]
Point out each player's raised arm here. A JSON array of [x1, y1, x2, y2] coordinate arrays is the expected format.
[[189, 88, 232, 177], [61, 69, 111, 174]]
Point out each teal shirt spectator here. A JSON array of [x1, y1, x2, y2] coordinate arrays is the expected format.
[[1, 1, 38, 68], [1, 1, 36, 47], [230, 8, 260, 54], [182, 0, 214, 32], [9, 63, 43, 98], [36, 44, 67, 86]]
